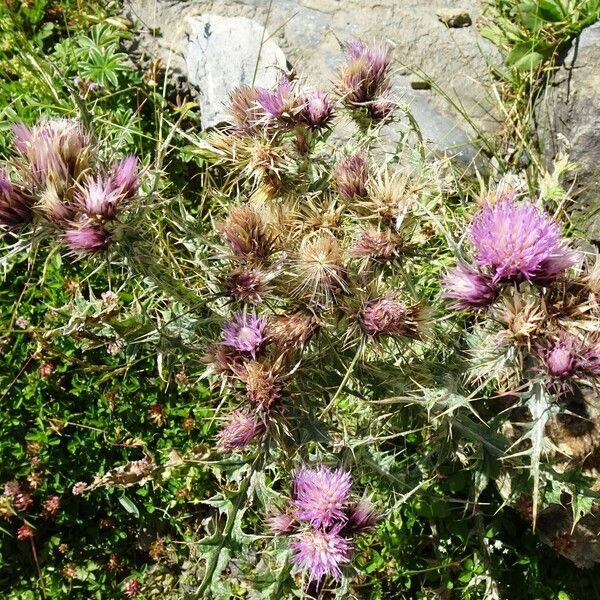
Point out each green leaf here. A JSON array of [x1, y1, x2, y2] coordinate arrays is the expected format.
[[118, 495, 140, 518]]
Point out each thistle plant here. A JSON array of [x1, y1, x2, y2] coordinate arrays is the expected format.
[[0, 118, 140, 255]]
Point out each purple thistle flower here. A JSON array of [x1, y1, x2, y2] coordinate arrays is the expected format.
[[443, 263, 497, 310], [266, 510, 296, 535], [76, 175, 122, 220], [217, 408, 265, 451], [344, 40, 393, 80], [344, 497, 380, 534], [0, 171, 32, 227], [339, 40, 393, 107], [541, 334, 600, 381], [298, 89, 335, 130], [290, 527, 352, 583], [334, 154, 368, 201], [470, 199, 579, 284], [293, 466, 352, 528], [222, 311, 268, 358], [63, 225, 110, 254], [110, 156, 139, 199], [256, 76, 300, 123]]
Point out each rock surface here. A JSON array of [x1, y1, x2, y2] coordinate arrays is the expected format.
[[185, 14, 287, 127], [123, 0, 501, 159], [540, 22, 600, 240]]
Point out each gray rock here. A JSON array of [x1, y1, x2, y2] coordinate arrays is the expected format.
[[185, 14, 287, 127], [540, 22, 600, 240], [122, 0, 501, 158]]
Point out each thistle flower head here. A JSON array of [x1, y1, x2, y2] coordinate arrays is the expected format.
[[110, 155, 139, 199], [240, 360, 280, 409], [217, 408, 265, 451], [339, 40, 393, 107], [541, 334, 600, 381], [268, 312, 318, 353], [222, 311, 268, 358], [203, 343, 244, 376], [38, 183, 73, 224], [223, 269, 268, 303], [367, 94, 396, 120], [352, 226, 400, 261], [470, 199, 579, 283], [443, 264, 497, 310], [360, 296, 424, 339], [293, 466, 352, 528], [63, 225, 110, 254], [76, 175, 122, 220], [334, 154, 368, 202], [13, 118, 90, 185], [256, 76, 301, 124], [228, 85, 263, 133], [267, 510, 296, 535], [0, 171, 32, 227], [298, 89, 335, 130], [345, 497, 381, 534], [290, 527, 352, 583], [294, 232, 346, 303], [217, 205, 275, 261]]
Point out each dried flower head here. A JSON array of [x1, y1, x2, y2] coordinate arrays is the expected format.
[[295, 232, 346, 303], [217, 205, 275, 261], [63, 224, 110, 254], [443, 264, 497, 310], [294, 466, 352, 528], [471, 199, 579, 284], [495, 292, 544, 347], [0, 172, 33, 227], [360, 296, 425, 339], [217, 408, 266, 451], [203, 343, 244, 376], [334, 154, 368, 202], [222, 311, 268, 358], [148, 403, 168, 426], [268, 312, 318, 353], [240, 360, 281, 409], [298, 89, 335, 129], [62, 564, 77, 580], [228, 85, 263, 133], [290, 527, 352, 583], [365, 168, 420, 225], [352, 226, 400, 261]]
